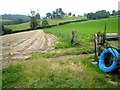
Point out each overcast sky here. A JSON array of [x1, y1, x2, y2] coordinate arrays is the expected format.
[[0, 0, 119, 16]]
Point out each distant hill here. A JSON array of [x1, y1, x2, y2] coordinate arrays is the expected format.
[[1, 14, 30, 21], [1, 14, 30, 25]]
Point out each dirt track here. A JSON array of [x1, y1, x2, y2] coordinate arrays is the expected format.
[[1, 29, 57, 61]]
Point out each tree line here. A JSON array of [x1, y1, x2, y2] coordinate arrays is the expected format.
[[46, 8, 66, 19], [46, 8, 78, 19], [85, 10, 120, 20], [2, 8, 120, 34], [30, 9, 120, 29], [46, 8, 79, 18], [29, 10, 49, 29], [29, 8, 69, 29]]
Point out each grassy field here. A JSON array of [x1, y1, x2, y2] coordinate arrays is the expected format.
[[47, 16, 87, 25], [2, 16, 120, 88], [5, 22, 30, 31], [0, 19, 12, 22], [2, 52, 119, 88], [45, 16, 118, 35], [4, 16, 86, 31], [44, 16, 119, 48]]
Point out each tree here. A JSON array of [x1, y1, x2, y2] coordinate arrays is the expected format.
[[29, 10, 40, 29], [52, 11, 56, 18], [2, 25, 12, 35], [68, 12, 72, 16], [58, 8, 65, 17], [111, 10, 118, 16], [1, 25, 4, 35], [83, 13, 87, 17], [95, 11, 103, 19], [118, 10, 120, 15], [36, 13, 40, 20], [104, 11, 110, 18], [55, 8, 61, 18], [48, 8, 65, 19], [46, 12, 52, 18], [16, 18, 24, 24], [36, 9, 40, 19], [86, 10, 110, 20], [41, 18, 49, 27], [86, 13, 97, 20], [72, 14, 76, 16]]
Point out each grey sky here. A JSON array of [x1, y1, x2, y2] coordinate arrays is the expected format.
[[0, 0, 119, 16]]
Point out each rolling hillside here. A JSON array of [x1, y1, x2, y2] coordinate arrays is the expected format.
[[44, 16, 119, 48], [4, 16, 87, 31], [5, 22, 30, 31], [1, 14, 30, 21], [0, 19, 12, 22], [45, 16, 118, 35], [2, 16, 120, 88]]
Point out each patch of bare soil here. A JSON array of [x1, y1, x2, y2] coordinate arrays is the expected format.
[[46, 54, 93, 62], [1, 29, 57, 66]]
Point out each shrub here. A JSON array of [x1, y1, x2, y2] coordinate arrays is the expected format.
[[41, 19, 49, 27]]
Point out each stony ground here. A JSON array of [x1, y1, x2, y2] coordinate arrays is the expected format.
[[1, 29, 57, 66]]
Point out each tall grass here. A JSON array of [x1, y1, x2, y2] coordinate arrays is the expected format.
[[2, 55, 118, 88]]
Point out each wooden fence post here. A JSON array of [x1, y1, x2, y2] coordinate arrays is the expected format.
[[71, 30, 77, 44], [94, 32, 105, 56]]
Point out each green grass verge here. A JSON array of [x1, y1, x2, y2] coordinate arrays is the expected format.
[[32, 47, 94, 59], [2, 55, 119, 88]]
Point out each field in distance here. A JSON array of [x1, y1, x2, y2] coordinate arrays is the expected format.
[[4, 16, 86, 31]]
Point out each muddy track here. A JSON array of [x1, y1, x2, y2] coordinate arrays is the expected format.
[[1, 30, 57, 61]]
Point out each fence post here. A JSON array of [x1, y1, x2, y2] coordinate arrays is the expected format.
[[71, 30, 77, 44]]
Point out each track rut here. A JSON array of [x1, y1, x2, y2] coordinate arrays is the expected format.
[[1, 29, 57, 61]]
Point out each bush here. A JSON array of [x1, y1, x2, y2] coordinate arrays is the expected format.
[[41, 19, 49, 27], [2, 25, 12, 35]]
